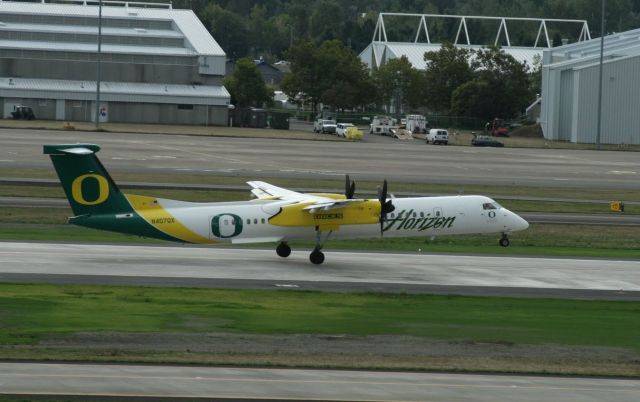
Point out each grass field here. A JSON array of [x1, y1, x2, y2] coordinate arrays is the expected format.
[[1, 284, 638, 350], [3, 167, 640, 202]]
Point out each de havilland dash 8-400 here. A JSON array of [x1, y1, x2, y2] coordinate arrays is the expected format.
[[44, 143, 529, 264]]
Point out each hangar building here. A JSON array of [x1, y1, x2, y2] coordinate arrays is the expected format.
[[540, 28, 640, 145], [0, 0, 230, 125], [359, 13, 591, 71]]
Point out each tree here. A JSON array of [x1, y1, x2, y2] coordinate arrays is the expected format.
[[372, 56, 425, 112], [225, 57, 272, 108], [200, 4, 249, 59], [282, 40, 372, 111], [451, 47, 531, 121], [423, 43, 474, 113]]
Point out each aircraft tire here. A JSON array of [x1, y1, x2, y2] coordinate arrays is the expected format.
[[309, 249, 325, 265], [276, 243, 291, 258], [499, 238, 510, 247]]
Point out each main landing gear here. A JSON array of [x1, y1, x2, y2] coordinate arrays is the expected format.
[[309, 228, 333, 265], [274, 230, 333, 265], [499, 233, 510, 247], [276, 242, 291, 257]]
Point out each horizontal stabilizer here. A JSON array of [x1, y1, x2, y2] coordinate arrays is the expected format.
[[43, 144, 100, 155]]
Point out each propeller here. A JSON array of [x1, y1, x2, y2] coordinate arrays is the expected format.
[[378, 179, 395, 235], [345, 174, 356, 199]]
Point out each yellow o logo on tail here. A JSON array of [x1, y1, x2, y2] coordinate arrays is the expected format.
[[71, 174, 109, 205]]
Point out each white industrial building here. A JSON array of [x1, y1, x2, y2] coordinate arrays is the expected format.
[[540, 28, 640, 145], [0, 0, 230, 125], [359, 13, 591, 70]]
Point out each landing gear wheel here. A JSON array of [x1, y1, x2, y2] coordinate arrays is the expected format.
[[309, 249, 325, 265], [499, 237, 510, 247], [276, 242, 291, 258]]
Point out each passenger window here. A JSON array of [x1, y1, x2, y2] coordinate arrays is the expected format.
[[420, 212, 424, 218], [261, 218, 266, 224], [483, 203, 497, 210], [246, 219, 250, 224], [413, 213, 417, 218], [435, 211, 441, 217], [254, 218, 258, 224], [390, 213, 395, 218]]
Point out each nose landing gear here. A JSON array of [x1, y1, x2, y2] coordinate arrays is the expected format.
[[499, 233, 510, 247]]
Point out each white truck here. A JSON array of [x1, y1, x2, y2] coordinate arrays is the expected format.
[[314, 118, 337, 134], [369, 115, 398, 136], [405, 114, 428, 134]]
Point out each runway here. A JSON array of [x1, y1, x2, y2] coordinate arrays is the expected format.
[[1, 242, 639, 300], [2, 128, 640, 189], [1, 363, 639, 402]]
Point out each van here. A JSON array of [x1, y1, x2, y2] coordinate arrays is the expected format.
[[426, 129, 448, 145]]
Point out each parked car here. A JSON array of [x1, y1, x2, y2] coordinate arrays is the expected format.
[[472, 135, 504, 147], [336, 123, 354, 137], [426, 128, 448, 145], [314, 118, 337, 134]]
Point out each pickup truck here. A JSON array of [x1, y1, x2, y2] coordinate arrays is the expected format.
[[314, 119, 337, 134]]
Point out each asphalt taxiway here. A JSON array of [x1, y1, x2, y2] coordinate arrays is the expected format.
[[1, 242, 639, 300], [1, 363, 639, 402], [2, 128, 639, 189]]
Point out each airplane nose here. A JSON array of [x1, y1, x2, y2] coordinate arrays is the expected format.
[[511, 212, 529, 231]]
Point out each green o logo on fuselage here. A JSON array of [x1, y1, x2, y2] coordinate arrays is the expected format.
[[211, 213, 243, 238]]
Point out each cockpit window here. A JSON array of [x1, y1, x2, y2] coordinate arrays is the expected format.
[[483, 202, 497, 210]]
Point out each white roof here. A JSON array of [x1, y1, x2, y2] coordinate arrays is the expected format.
[[0, 77, 230, 105], [544, 28, 640, 68], [0, 1, 224, 57], [361, 42, 542, 70]]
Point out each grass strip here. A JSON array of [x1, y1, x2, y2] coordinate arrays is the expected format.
[[0, 284, 639, 351], [3, 167, 640, 202], [1, 185, 636, 215]]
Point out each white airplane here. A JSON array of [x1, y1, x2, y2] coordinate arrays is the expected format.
[[44, 143, 529, 264]]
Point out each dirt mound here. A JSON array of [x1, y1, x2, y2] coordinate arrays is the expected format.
[[511, 124, 543, 138]]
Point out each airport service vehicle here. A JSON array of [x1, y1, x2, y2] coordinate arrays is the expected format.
[[314, 118, 337, 134], [369, 115, 398, 136], [405, 114, 428, 133], [426, 129, 449, 145], [472, 135, 504, 147], [486, 118, 510, 137], [11, 105, 35, 120], [336, 123, 354, 137], [44, 144, 528, 264]]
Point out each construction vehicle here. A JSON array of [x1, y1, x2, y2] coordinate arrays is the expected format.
[[485, 118, 510, 137], [369, 115, 398, 136]]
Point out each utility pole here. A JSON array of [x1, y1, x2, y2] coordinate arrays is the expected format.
[[596, 0, 606, 150], [95, 0, 103, 129]]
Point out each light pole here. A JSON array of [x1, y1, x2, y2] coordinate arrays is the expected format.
[[95, 0, 103, 129], [596, 0, 606, 150]]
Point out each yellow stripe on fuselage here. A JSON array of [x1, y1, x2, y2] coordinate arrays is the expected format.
[[125, 194, 216, 244]]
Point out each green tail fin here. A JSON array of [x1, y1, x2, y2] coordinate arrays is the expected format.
[[43, 144, 133, 216]]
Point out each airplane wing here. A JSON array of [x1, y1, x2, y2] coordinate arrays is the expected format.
[[248, 181, 371, 215], [301, 199, 368, 213], [247, 181, 330, 203]]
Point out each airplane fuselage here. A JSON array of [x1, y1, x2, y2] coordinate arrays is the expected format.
[[73, 194, 528, 245]]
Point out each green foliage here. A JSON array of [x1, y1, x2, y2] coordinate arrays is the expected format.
[[1, 284, 639, 350], [225, 57, 273, 107], [373, 56, 426, 111], [200, 4, 250, 59], [423, 43, 475, 113], [282, 40, 372, 111]]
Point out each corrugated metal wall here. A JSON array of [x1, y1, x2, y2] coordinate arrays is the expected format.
[[544, 54, 640, 145]]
